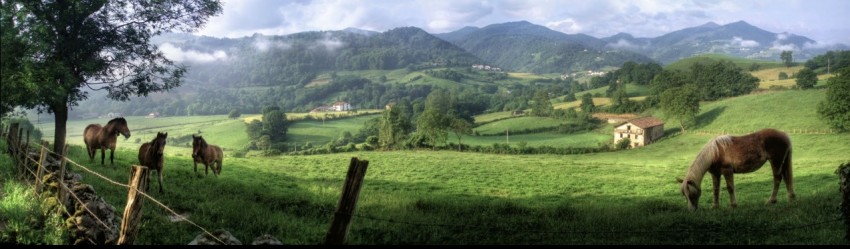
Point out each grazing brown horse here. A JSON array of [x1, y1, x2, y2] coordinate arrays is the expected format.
[[192, 134, 223, 176], [139, 132, 167, 193], [678, 128, 795, 211], [84, 117, 131, 166]]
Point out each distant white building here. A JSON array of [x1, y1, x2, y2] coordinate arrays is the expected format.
[[613, 116, 665, 148], [332, 101, 351, 111]]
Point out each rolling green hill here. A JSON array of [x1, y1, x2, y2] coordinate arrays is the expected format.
[[8, 84, 849, 245], [665, 53, 783, 71]]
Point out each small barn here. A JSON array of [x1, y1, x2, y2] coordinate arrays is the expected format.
[[613, 116, 665, 148]]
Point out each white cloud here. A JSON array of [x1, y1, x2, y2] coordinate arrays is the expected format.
[[316, 34, 345, 52], [732, 37, 760, 48], [546, 18, 583, 34], [252, 36, 291, 52], [160, 43, 227, 63], [607, 39, 640, 49]]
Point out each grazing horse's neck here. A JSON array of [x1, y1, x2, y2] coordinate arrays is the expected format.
[[686, 136, 730, 188]]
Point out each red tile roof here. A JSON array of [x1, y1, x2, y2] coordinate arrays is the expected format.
[[625, 116, 664, 128]]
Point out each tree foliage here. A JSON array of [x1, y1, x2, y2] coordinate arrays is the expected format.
[[781, 50, 793, 67], [530, 90, 553, 117], [2, 0, 222, 152], [261, 107, 288, 141], [689, 60, 759, 101], [660, 84, 700, 131], [817, 68, 850, 132], [579, 93, 595, 114], [795, 68, 818, 89]]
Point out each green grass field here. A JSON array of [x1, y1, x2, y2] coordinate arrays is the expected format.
[[5, 86, 849, 245], [665, 54, 784, 71], [473, 116, 563, 135]]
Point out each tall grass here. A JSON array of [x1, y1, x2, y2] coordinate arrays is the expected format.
[[0, 141, 68, 245]]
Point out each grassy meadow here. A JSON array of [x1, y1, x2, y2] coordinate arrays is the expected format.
[[5, 87, 847, 245]]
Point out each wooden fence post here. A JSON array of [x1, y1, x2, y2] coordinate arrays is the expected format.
[[324, 157, 369, 245], [58, 144, 70, 207], [118, 165, 150, 245], [34, 141, 48, 194]]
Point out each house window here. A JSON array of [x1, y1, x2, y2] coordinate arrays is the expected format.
[[619, 133, 623, 138], [627, 125, 631, 130], [636, 135, 640, 140]]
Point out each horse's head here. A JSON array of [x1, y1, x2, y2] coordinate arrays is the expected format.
[[109, 117, 131, 139], [679, 178, 701, 211], [154, 132, 168, 156], [191, 134, 206, 158]]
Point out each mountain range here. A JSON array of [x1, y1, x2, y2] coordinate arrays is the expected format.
[[156, 19, 845, 78]]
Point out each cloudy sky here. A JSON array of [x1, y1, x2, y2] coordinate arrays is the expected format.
[[193, 0, 850, 45]]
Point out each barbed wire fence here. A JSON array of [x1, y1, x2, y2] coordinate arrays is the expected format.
[[2, 123, 227, 245]]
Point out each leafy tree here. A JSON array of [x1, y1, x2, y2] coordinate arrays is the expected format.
[[579, 93, 595, 114], [749, 63, 761, 72], [262, 109, 288, 141], [690, 60, 759, 101], [778, 72, 789, 80], [817, 68, 850, 132], [530, 90, 553, 117], [2, 0, 222, 153], [449, 117, 472, 151], [649, 69, 689, 96], [795, 68, 817, 89], [781, 51, 793, 67], [415, 89, 453, 149], [257, 135, 271, 151], [660, 84, 700, 131], [246, 120, 263, 139], [378, 105, 412, 149], [0, 2, 35, 117], [228, 109, 241, 119]]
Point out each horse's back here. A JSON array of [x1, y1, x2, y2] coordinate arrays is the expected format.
[[213, 145, 224, 161], [138, 142, 151, 165], [83, 124, 102, 144]]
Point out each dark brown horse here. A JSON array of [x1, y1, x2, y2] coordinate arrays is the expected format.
[[678, 128, 795, 211], [139, 132, 167, 193], [192, 134, 223, 176], [84, 117, 131, 166]]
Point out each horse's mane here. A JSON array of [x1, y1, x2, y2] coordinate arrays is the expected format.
[[104, 117, 127, 134], [198, 136, 208, 148], [685, 135, 733, 183], [107, 117, 126, 126]]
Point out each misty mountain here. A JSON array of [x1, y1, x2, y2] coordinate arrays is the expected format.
[[435, 21, 655, 73], [602, 20, 847, 64], [156, 26, 483, 88]]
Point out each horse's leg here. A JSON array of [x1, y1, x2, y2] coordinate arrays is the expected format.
[[157, 169, 164, 193], [708, 173, 719, 208], [100, 148, 106, 165], [204, 162, 209, 175], [193, 160, 198, 173], [86, 144, 94, 161], [109, 148, 115, 166], [768, 162, 782, 204], [782, 151, 796, 201], [723, 172, 737, 208]]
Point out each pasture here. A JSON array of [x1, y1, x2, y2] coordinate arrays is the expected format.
[[12, 88, 846, 244]]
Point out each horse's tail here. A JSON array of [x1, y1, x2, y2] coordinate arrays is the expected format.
[[781, 133, 793, 183]]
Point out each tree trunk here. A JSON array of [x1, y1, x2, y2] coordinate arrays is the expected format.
[[52, 100, 68, 155]]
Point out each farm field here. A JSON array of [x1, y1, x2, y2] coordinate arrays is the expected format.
[[7, 88, 847, 245]]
